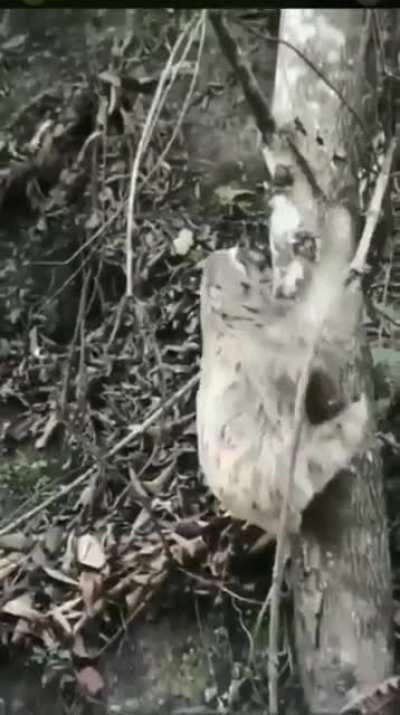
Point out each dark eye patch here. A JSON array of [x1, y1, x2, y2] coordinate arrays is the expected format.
[[243, 305, 260, 315]]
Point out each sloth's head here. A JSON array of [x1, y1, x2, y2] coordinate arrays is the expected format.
[[200, 246, 276, 329], [200, 202, 361, 355]]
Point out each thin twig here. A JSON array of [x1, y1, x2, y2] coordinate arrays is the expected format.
[[128, 466, 174, 563], [351, 138, 396, 274], [144, 11, 207, 186], [378, 259, 393, 346], [76, 269, 91, 418], [249, 585, 272, 665], [32, 203, 124, 268], [374, 302, 400, 329], [181, 568, 264, 606], [125, 13, 203, 295], [59, 259, 92, 418], [38, 243, 96, 314], [106, 294, 128, 351]]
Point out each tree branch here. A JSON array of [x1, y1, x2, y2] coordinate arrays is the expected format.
[[209, 11, 276, 144]]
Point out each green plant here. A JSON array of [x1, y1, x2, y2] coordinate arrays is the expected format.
[[31, 645, 73, 687], [0, 455, 52, 497]]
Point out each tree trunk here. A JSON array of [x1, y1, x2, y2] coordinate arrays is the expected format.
[[271, 9, 393, 713]]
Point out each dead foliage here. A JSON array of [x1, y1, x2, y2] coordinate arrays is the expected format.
[[0, 9, 275, 704]]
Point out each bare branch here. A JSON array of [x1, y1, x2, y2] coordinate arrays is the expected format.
[[209, 11, 276, 143], [351, 138, 396, 274]]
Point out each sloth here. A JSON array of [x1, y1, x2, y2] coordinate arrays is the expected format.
[[196, 206, 369, 538]]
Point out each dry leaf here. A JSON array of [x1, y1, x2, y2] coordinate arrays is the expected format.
[[79, 570, 103, 611], [73, 633, 91, 659], [108, 572, 135, 598], [62, 531, 76, 573], [132, 572, 152, 586], [84, 211, 100, 231], [169, 533, 206, 564], [44, 526, 63, 554], [0, 533, 32, 552], [30, 543, 49, 568], [76, 534, 106, 571], [41, 628, 58, 649], [0, 552, 25, 579], [51, 608, 73, 637], [2, 593, 42, 621], [75, 482, 96, 510], [214, 185, 254, 205], [2, 33, 26, 50], [98, 70, 121, 88], [35, 412, 60, 449], [149, 551, 168, 573], [42, 566, 78, 587], [173, 228, 194, 256], [49, 596, 82, 620], [125, 586, 145, 613], [11, 618, 35, 644]]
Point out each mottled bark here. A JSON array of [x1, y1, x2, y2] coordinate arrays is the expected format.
[[271, 9, 393, 713]]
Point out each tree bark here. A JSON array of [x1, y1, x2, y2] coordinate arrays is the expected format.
[[271, 9, 393, 713]]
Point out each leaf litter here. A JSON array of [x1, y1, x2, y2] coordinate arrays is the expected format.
[[0, 9, 270, 706]]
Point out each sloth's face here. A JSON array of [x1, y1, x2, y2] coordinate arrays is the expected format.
[[200, 247, 285, 328], [199, 241, 320, 341]]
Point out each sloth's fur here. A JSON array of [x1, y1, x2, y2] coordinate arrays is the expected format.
[[197, 207, 369, 537]]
